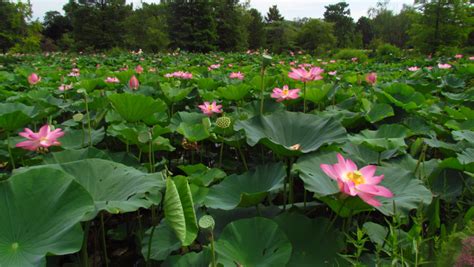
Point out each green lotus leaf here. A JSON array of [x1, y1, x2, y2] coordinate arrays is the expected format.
[[141, 220, 181, 262], [204, 163, 285, 210], [60, 127, 105, 149], [170, 112, 207, 131], [365, 103, 395, 123], [274, 213, 346, 266], [216, 84, 251, 101], [379, 83, 425, 111], [0, 103, 37, 131], [457, 148, 474, 165], [295, 151, 433, 216], [16, 159, 164, 220], [0, 168, 94, 267], [164, 176, 198, 246], [215, 217, 292, 266], [349, 124, 410, 152], [177, 121, 211, 142], [161, 83, 194, 103], [43, 147, 110, 164], [162, 248, 211, 267], [305, 83, 331, 104], [108, 93, 167, 122], [178, 163, 226, 186], [235, 111, 347, 156]]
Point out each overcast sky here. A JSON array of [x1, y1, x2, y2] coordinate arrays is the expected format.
[[30, 0, 414, 21]]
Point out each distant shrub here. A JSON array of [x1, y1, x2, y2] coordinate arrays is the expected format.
[[334, 49, 368, 62], [376, 43, 402, 62], [107, 47, 127, 57]]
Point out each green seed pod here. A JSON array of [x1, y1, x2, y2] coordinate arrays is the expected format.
[[199, 215, 215, 230], [216, 116, 231, 129]]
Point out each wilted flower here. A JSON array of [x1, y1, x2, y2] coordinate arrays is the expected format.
[[198, 101, 223, 116], [16, 124, 64, 152], [320, 154, 393, 207], [229, 72, 244, 80], [288, 67, 324, 82], [129, 75, 139, 90], [28, 73, 41, 85], [271, 85, 300, 102], [366, 72, 377, 85]]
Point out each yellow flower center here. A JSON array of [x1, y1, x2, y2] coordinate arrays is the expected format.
[[346, 171, 365, 185], [207, 105, 214, 111], [282, 88, 289, 96]]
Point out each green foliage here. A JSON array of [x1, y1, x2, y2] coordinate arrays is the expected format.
[[296, 19, 336, 53], [334, 48, 368, 61], [324, 2, 356, 48], [265, 5, 284, 23], [376, 43, 402, 61], [409, 0, 472, 53], [246, 8, 265, 49]]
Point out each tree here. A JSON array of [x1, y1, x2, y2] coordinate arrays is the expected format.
[[356, 16, 374, 48], [246, 8, 265, 49], [296, 19, 336, 53], [123, 3, 169, 52], [64, 0, 132, 51], [167, 0, 217, 52], [43, 11, 72, 44], [0, 1, 30, 52], [323, 2, 356, 48], [265, 21, 297, 53], [408, 0, 472, 53], [213, 0, 247, 51], [265, 5, 284, 23]]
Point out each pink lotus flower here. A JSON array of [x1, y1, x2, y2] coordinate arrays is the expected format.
[[28, 73, 41, 85], [208, 64, 221, 71], [351, 57, 358, 62], [129, 75, 139, 90], [408, 66, 420, 72], [455, 54, 463, 59], [164, 71, 193, 79], [330, 60, 336, 63], [426, 66, 433, 70], [16, 124, 64, 151], [438, 63, 452, 69], [105, 77, 120, 83], [366, 72, 377, 85], [271, 85, 300, 102], [135, 65, 144, 74], [320, 154, 393, 207], [469, 56, 474, 60], [68, 72, 80, 77], [198, 101, 223, 116], [328, 71, 337, 76], [288, 67, 324, 82], [58, 84, 73, 91], [148, 68, 157, 73], [289, 61, 296, 66], [229, 72, 244, 80]]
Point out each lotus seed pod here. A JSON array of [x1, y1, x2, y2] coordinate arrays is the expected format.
[[199, 215, 215, 230], [216, 116, 231, 129]]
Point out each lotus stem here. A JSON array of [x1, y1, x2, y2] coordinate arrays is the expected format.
[[81, 221, 91, 267], [218, 141, 224, 168], [259, 67, 266, 114], [100, 212, 109, 267], [6, 132, 15, 170], [83, 95, 92, 147], [237, 145, 248, 171], [210, 231, 217, 267], [303, 82, 307, 113], [146, 224, 157, 267], [287, 157, 295, 205]]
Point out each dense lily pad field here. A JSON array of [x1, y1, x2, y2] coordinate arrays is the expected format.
[[0, 51, 473, 267]]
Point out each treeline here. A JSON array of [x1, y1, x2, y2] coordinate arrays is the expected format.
[[1, 0, 472, 55]]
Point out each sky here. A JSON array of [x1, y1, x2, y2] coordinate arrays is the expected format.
[[30, 0, 414, 21]]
